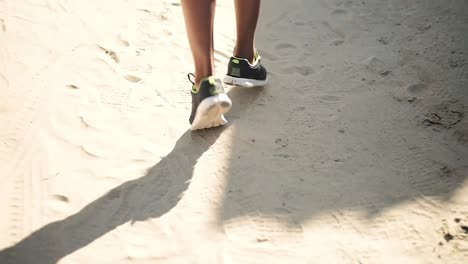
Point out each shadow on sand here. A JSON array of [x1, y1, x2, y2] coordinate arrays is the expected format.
[[2, 0, 468, 262], [0, 127, 224, 263]]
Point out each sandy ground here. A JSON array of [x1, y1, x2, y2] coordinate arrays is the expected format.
[[0, 0, 468, 263]]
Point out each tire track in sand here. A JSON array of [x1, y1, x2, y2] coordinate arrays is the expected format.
[[0, 87, 46, 263]]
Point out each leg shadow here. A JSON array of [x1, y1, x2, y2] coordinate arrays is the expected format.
[[0, 128, 224, 264]]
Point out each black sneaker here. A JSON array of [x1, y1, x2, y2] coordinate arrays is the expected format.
[[223, 52, 268, 88], [188, 74, 232, 130]]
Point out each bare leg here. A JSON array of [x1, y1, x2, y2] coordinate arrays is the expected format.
[[181, 0, 216, 88], [234, 0, 261, 63]]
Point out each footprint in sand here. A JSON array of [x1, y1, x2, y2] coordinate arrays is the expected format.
[[65, 84, 79, 90], [318, 95, 342, 102], [274, 43, 297, 57], [97, 45, 119, 63], [136, 8, 151, 13], [392, 83, 427, 103], [422, 102, 464, 129], [321, 21, 346, 40], [52, 194, 70, 203], [124, 75, 142, 83], [330, 39, 345, 46], [330, 7, 353, 22], [331, 9, 347, 17], [117, 35, 130, 47], [362, 56, 388, 74], [282, 65, 315, 76], [407, 83, 427, 95], [377, 36, 390, 45]]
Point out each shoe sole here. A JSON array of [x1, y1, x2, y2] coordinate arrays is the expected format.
[[223, 75, 268, 88], [190, 93, 232, 131]]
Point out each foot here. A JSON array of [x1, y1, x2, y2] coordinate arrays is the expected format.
[[188, 74, 232, 130], [223, 52, 268, 88]]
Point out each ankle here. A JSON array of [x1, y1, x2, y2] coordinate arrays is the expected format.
[[193, 59, 214, 88], [194, 72, 213, 89], [234, 46, 255, 63], [194, 75, 215, 90]]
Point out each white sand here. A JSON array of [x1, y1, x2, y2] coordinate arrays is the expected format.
[[1, 0, 467, 263]]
